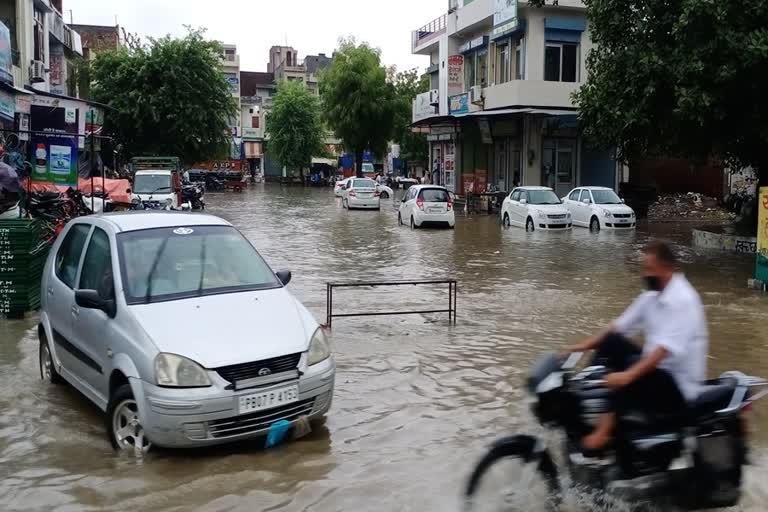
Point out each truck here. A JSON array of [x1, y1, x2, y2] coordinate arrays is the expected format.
[[130, 157, 184, 209]]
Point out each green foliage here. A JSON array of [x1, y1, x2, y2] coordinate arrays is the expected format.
[[265, 80, 325, 172], [90, 29, 237, 165], [320, 38, 396, 168], [392, 69, 430, 165], [573, 0, 768, 180]]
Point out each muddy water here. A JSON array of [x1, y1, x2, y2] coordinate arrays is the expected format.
[[1, 184, 767, 511]]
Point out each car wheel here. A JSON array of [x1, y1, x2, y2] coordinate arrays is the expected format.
[[526, 217, 535, 232], [410, 216, 418, 229], [39, 332, 63, 384], [107, 384, 152, 455], [590, 216, 601, 232], [503, 213, 510, 227]]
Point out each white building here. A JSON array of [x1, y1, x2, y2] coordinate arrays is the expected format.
[[220, 43, 242, 159], [412, 0, 618, 196]]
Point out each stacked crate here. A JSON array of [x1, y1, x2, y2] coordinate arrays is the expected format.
[[0, 219, 50, 318]]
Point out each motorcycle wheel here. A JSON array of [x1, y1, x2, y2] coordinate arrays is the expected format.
[[464, 435, 561, 512]]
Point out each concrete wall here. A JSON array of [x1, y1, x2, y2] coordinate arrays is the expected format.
[[454, 0, 493, 35], [484, 80, 579, 109]]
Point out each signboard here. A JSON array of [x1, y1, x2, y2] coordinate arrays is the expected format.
[[757, 186, 768, 283], [49, 52, 65, 95], [493, 0, 519, 39], [0, 21, 11, 85], [242, 127, 261, 139], [458, 36, 488, 54], [193, 160, 243, 172], [0, 89, 13, 121], [447, 55, 464, 97], [225, 73, 240, 94], [29, 104, 80, 185], [449, 93, 470, 115], [32, 96, 88, 148], [413, 91, 436, 122]]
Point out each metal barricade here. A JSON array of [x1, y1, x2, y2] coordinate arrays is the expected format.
[[325, 279, 457, 327]]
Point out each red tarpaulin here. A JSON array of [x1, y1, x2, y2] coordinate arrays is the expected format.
[[25, 178, 133, 204]]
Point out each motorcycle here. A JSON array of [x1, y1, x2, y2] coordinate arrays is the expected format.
[[182, 182, 205, 210], [464, 352, 767, 511]]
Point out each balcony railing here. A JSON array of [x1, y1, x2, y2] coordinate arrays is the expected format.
[[413, 14, 447, 49]]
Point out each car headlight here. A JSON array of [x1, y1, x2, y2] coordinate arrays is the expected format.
[[307, 328, 331, 366], [536, 210, 547, 219], [602, 209, 613, 217], [155, 353, 211, 387]]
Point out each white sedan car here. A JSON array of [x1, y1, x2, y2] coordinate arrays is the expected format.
[[562, 186, 636, 231], [376, 183, 394, 199], [334, 178, 351, 197], [342, 178, 380, 210], [398, 185, 455, 229], [500, 186, 572, 231]]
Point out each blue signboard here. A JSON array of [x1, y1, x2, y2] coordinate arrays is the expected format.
[[0, 21, 11, 85], [449, 94, 470, 115]]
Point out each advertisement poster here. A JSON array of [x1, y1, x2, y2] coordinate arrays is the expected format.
[[0, 21, 11, 85], [0, 89, 13, 122], [32, 96, 87, 148], [449, 94, 470, 115], [447, 55, 465, 97], [31, 136, 78, 185], [757, 186, 768, 283], [49, 52, 65, 95]]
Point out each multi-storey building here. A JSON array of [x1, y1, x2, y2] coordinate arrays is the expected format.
[[239, 71, 274, 176], [411, 0, 618, 196], [221, 43, 241, 159]]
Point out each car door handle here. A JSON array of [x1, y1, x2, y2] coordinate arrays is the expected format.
[[71, 305, 80, 317], [47, 287, 54, 296]]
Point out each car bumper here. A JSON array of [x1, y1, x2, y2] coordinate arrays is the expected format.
[[604, 220, 636, 229], [139, 358, 335, 448], [414, 210, 455, 227], [347, 197, 380, 209], [536, 220, 573, 230]]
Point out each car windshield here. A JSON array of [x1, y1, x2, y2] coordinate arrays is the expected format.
[[420, 188, 449, 202], [353, 179, 376, 188], [591, 190, 623, 204], [117, 225, 281, 304], [527, 190, 562, 205], [133, 174, 172, 195]]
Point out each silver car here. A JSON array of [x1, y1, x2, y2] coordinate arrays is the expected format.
[[39, 212, 335, 452]]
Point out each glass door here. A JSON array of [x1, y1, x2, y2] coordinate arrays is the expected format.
[[542, 138, 576, 197]]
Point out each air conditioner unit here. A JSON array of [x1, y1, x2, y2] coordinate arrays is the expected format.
[[470, 85, 483, 105], [429, 89, 439, 106], [30, 60, 46, 83]]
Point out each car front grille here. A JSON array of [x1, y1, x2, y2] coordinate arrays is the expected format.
[[215, 353, 302, 384], [548, 214, 567, 220], [613, 213, 632, 219], [206, 398, 315, 439], [548, 224, 568, 229]]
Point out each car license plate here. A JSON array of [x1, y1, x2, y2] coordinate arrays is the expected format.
[[359, 192, 371, 197], [238, 384, 299, 414], [428, 207, 443, 213]]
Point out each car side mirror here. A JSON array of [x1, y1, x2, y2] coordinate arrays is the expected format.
[[582, 198, 591, 204], [621, 198, 626, 203], [75, 289, 116, 318], [520, 198, 528, 205], [276, 270, 292, 286]]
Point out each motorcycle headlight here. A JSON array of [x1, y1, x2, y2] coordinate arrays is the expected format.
[[602, 209, 613, 217], [307, 328, 331, 366], [536, 210, 547, 219], [155, 353, 211, 387]]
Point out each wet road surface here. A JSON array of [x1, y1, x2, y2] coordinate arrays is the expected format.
[[2, 184, 767, 511]]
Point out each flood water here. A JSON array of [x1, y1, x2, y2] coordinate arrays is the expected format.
[[2, 184, 767, 511]]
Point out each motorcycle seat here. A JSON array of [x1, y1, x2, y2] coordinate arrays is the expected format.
[[688, 382, 737, 418]]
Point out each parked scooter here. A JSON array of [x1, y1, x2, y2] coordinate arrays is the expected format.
[[182, 182, 205, 210], [464, 352, 767, 511]]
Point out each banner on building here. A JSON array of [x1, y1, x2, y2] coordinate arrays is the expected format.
[[29, 104, 80, 185], [447, 55, 464, 97], [49, 51, 66, 95], [757, 186, 768, 283], [449, 93, 470, 115], [0, 89, 14, 122], [192, 160, 243, 172], [414, 91, 436, 122], [493, 0, 519, 39], [0, 21, 11, 85], [32, 95, 88, 148]]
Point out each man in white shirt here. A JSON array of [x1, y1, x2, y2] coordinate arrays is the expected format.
[[568, 240, 709, 452]]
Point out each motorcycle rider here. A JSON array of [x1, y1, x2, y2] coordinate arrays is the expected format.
[[567, 240, 709, 452]]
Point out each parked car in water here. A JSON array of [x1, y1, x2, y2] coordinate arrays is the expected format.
[[398, 185, 455, 229], [334, 178, 351, 197], [38, 212, 335, 452], [562, 186, 636, 231], [500, 186, 572, 231], [376, 182, 394, 199], [342, 178, 380, 210]]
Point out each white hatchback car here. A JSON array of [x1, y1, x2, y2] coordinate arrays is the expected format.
[[38, 212, 335, 452], [500, 186, 572, 231], [562, 186, 636, 231], [398, 185, 455, 229], [342, 178, 380, 210]]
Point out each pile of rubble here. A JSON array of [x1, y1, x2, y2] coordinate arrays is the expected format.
[[648, 192, 736, 221]]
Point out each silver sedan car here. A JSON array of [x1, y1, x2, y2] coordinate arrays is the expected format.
[[39, 212, 335, 452]]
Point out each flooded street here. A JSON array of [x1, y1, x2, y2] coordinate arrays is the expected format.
[[2, 184, 768, 511]]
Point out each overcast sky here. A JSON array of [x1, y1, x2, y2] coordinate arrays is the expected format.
[[65, 0, 444, 72]]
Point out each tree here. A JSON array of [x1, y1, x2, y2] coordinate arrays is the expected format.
[[564, 0, 768, 186], [90, 29, 237, 165], [392, 69, 430, 168], [265, 80, 325, 175], [320, 38, 396, 175]]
